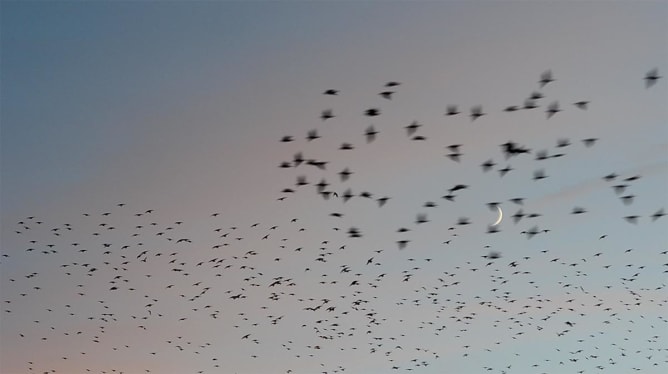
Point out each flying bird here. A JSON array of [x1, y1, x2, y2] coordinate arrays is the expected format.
[[447, 144, 462, 153], [623, 215, 639, 224], [320, 109, 334, 121], [650, 208, 665, 221], [376, 197, 390, 207], [338, 168, 353, 182], [532, 169, 548, 180], [571, 207, 587, 214], [523, 98, 538, 110], [573, 100, 589, 110], [498, 165, 513, 177], [364, 126, 379, 143], [546, 101, 561, 118], [582, 138, 599, 147], [539, 70, 554, 87], [446, 105, 460, 116], [481, 159, 496, 172], [470, 105, 485, 121], [405, 121, 422, 136], [644, 68, 661, 88], [446, 153, 461, 162], [556, 138, 571, 148], [529, 91, 544, 100], [306, 129, 320, 141], [379, 91, 395, 100]]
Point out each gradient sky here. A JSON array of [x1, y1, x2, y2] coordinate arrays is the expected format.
[[2, 1, 667, 374]]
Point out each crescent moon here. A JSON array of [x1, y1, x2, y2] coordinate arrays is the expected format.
[[491, 206, 503, 226]]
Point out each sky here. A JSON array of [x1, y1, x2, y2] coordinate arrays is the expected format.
[[1, 1, 667, 373]]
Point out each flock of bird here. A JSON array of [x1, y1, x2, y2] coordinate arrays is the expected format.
[[2, 68, 667, 374]]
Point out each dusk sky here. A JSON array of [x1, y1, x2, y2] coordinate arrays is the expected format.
[[1, 2, 667, 374]]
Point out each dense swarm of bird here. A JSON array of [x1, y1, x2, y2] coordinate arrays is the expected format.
[[2, 69, 667, 374]]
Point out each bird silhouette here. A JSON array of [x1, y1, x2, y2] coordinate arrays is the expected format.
[[320, 109, 335, 120], [470, 105, 485, 121], [644, 68, 661, 88], [379, 91, 395, 100], [306, 129, 320, 141], [364, 126, 379, 143], [546, 101, 561, 119], [405, 121, 422, 136], [539, 70, 554, 87], [573, 100, 589, 110], [446, 105, 460, 116]]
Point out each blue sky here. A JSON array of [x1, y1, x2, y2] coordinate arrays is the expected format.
[[2, 2, 667, 373]]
